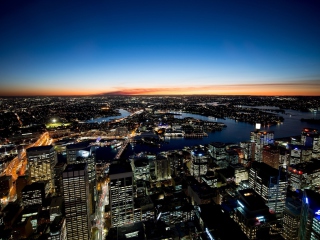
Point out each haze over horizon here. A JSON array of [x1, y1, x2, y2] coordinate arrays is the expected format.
[[1, 0, 320, 96]]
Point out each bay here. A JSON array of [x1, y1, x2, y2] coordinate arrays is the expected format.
[[94, 108, 320, 160]]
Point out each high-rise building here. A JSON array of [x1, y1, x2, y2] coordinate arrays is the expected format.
[[262, 145, 280, 169], [21, 182, 47, 207], [288, 159, 320, 192], [66, 143, 96, 216], [249, 162, 287, 218], [301, 128, 320, 159], [250, 131, 274, 162], [54, 162, 66, 197], [189, 152, 208, 181], [109, 162, 134, 227], [233, 189, 277, 239], [282, 197, 301, 240], [154, 156, 171, 181], [288, 144, 312, 165], [26, 145, 57, 193], [62, 163, 91, 240], [209, 142, 226, 160], [298, 190, 320, 240]]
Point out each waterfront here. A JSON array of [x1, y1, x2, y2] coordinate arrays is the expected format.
[[94, 108, 319, 160], [87, 109, 131, 123]]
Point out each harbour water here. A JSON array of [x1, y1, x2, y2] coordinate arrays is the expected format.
[[94, 108, 319, 160]]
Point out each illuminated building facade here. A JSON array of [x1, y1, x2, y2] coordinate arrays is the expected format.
[[27, 145, 57, 193], [301, 128, 320, 159], [209, 142, 226, 160], [155, 156, 171, 181], [66, 143, 96, 216], [240, 141, 254, 162], [109, 162, 134, 227], [62, 163, 91, 240], [234, 189, 277, 239], [249, 162, 287, 218], [288, 144, 312, 165], [250, 131, 274, 162], [21, 182, 46, 207], [298, 190, 320, 240], [54, 162, 66, 197], [282, 198, 301, 240], [130, 158, 150, 181], [262, 145, 280, 169], [189, 152, 208, 181], [288, 160, 320, 192]]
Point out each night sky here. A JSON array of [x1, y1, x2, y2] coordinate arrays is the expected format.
[[1, 0, 320, 96]]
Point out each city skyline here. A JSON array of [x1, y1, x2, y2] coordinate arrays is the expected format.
[[1, 1, 320, 96]]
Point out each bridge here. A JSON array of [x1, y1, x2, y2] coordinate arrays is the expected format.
[[114, 138, 130, 159]]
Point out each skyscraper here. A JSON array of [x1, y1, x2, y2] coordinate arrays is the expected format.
[[298, 190, 320, 240], [249, 162, 287, 219], [66, 143, 96, 216], [109, 162, 134, 227], [250, 131, 274, 162], [154, 156, 171, 181], [27, 145, 57, 194], [62, 163, 91, 240]]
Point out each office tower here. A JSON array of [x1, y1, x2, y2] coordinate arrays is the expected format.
[[21, 182, 47, 207], [131, 158, 150, 181], [262, 145, 280, 169], [226, 149, 239, 164], [249, 162, 287, 218], [27, 145, 57, 193], [240, 141, 254, 163], [279, 147, 290, 168], [301, 128, 319, 147], [288, 144, 312, 165], [288, 159, 320, 191], [66, 143, 96, 216], [54, 162, 66, 197], [209, 142, 226, 160], [62, 163, 91, 240], [298, 190, 320, 240], [282, 197, 301, 240], [234, 189, 277, 239], [109, 162, 134, 227], [49, 216, 67, 240], [167, 151, 184, 176], [250, 131, 274, 162], [50, 197, 64, 222], [155, 156, 171, 180], [301, 128, 320, 159], [195, 204, 248, 240], [189, 152, 208, 181]]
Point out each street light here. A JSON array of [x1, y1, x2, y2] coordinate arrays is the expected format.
[[52, 119, 57, 123]]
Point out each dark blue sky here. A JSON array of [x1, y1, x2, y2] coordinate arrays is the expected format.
[[1, 0, 320, 95]]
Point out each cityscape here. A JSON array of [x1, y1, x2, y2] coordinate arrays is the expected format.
[[0, 96, 320, 240], [1, 1, 320, 240]]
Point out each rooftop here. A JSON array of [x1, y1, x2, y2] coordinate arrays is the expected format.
[[109, 162, 132, 175], [26, 145, 53, 153]]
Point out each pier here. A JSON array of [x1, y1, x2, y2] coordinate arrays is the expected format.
[[184, 133, 208, 138]]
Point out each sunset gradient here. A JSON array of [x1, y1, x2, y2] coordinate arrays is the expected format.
[[0, 0, 320, 96]]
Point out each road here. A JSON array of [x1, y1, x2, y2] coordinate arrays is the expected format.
[[1, 132, 51, 181]]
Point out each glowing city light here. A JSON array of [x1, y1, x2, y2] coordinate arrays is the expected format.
[[237, 200, 244, 208], [206, 228, 214, 240]]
